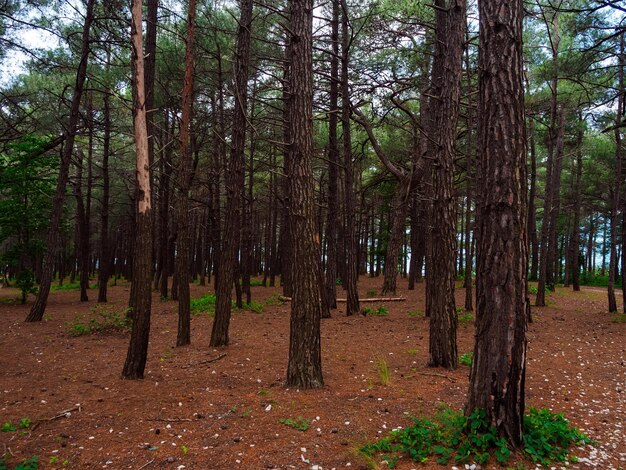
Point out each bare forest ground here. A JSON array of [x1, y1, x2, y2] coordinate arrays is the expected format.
[[0, 277, 625, 469]]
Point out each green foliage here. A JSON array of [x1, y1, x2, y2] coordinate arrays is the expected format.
[[459, 352, 473, 366], [361, 407, 589, 467], [362, 306, 388, 316], [280, 416, 310, 431], [407, 310, 424, 318], [611, 313, 626, 323], [15, 456, 38, 470], [457, 311, 474, 325], [335, 277, 343, 286], [1, 421, 16, 432], [66, 305, 131, 336], [15, 269, 37, 304], [528, 285, 538, 295], [264, 294, 286, 306], [19, 418, 31, 429], [523, 408, 591, 465], [190, 293, 218, 315], [242, 301, 264, 314], [366, 289, 377, 298], [580, 271, 618, 288]]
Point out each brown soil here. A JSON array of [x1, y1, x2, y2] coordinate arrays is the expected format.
[[1, 278, 625, 470]]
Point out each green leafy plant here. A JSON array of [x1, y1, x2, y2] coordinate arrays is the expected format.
[[361, 407, 589, 468], [1, 421, 16, 432], [366, 289, 377, 298], [362, 306, 388, 316], [242, 301, 264, 314], [181, 445, 188, 455], [459, 352, 473, 366], [528, 285, 538, 295], [280, 416, 310, 431], [408, 310, 424, 318], [15, 269, 37, 304], [264, 294, 286, 306], [15, 455, 39, 470], [49, 456, 59, 464], [335, 277, 343, 286], [190, 293, 218, 315], [19, 418, 31, 429], [522, 407, 591, 465]]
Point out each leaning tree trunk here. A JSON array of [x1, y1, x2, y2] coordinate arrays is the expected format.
[[426, 0, 465, 369], [465, 0, 528, 448], [175, 0, 196, 347], [123, 0, 154, 379], [285, 0, 324, 389], [25, 0, 95, 322], [210, 0, 253, 347]]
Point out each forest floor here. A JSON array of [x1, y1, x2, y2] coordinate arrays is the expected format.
[[0, 277, 625, 470]]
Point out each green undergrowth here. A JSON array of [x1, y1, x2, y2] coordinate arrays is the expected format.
[[362, 306, 388, 316], [0, 455, 39, 470], [191, 293, 266, 316], [66, 305, 131, 336], [359, 406, 590, 468]]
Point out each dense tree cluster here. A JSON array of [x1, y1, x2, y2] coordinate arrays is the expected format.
[[0, 0, 623, 448]]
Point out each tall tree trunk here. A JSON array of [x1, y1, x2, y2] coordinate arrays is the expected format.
[[324, 0, 340, 313], [570, 119, 584, 291], [527, 111, 539, 280], [465, 0, 528, 447], [285, 0, 324, 389], [210, 0, 253, 347], [123, 0, 153, 379], [381, 180, 410, 295], [25, 0, 95, 322], [426, 0, 465, 369], [98, 90, 112, 303], [175, 0, 196, 347], [341, 0, 359, 315]]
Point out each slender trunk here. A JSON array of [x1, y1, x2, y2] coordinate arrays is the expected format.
[[123, 0, 153, 379], [210, 0, 253, 346], [26, 0, 95, 322], [98, 91, 111, 303]]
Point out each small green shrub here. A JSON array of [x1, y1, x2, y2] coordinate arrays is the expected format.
[[1, 421, 16, 432], [19, 418, 31, 429], [407, 310, 424, 318], [458, 311, 474, 325], [528, 285, 538, 295], [190, 293, 217, 315], [243, 301, 264, 314], [366, 289, 377, 298], [15, 455, 39, 470], [66, 305, 131, 336], [362, 306, 388, 316], [15, 269, 38, 304], [523, 407, 591, 465], [335, 277, 342, 286], [459, 352, 473, 366], [280, 416, 310, 431]]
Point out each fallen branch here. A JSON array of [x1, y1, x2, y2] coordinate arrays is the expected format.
[[181, 353, 227, 369], [279, 296, 406, 303], [145, 417, 194, 423], [417, 372, 455, 382], [136, 458, 155, 470], [31, 405, 81, 430]]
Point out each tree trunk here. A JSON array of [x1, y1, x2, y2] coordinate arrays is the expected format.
[[465, 0, 528, 447], [527, 110, 539, 280], [25, 0, 95, 322], [123, 0, 154, 379], [210, 0, 253, 347], [341, 0, 359, 316], [381, 179, 410, 295], [426, 0, 465, 369], [285, 0, 324, 389], [570, 119, 584, 291], [175, 0, 196, 347], [98, 90, 112, 303]]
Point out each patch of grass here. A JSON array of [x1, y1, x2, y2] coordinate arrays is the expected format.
[[528, 285, 538, 295], [242, 300, 264, 314], [280, 416, 310, 431], [406, 349, 418, 356], [457, 310, 474, 325], [362, 306, 388, 317], [459, 352, 473, 366], [66, 305, 131, 336], [360, 407, 590, 468], [375, 356, 391, 385], [366, 289, 378, 298], [611, 313, 626, 323], [407, 310, 424, 318], [264, 294, 286, 306], [190, 293, 217, 315]]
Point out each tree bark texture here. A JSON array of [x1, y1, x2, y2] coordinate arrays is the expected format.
[[285, 0, 324, 389], [123, 0, 154, 379], [426, 0, 465, 369], [465, 0, 528, 447]]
